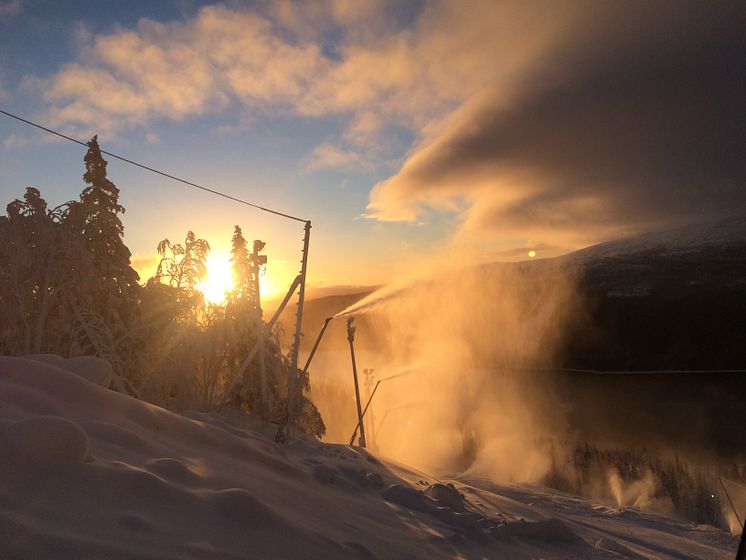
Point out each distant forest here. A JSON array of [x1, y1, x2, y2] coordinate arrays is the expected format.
[[0, 136, 323, 438]]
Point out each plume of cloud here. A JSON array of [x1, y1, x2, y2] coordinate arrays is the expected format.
[[322, 257, 581, 478], [368, 1, 746, 248]]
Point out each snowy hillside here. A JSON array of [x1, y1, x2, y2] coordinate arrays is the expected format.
[[0, 356, 739, 559], [573, 216, 746, 261], [553, 216, 746, 372]]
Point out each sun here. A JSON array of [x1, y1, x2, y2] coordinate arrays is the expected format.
[[197, 254, 233, 304], [197, 253, 287, 305]]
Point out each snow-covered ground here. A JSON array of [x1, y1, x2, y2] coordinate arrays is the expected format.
[[0, 356, 739, 559]]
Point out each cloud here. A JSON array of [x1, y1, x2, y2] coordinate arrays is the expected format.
[[268, 0, 401, 41], [26, 1, 746, 249], [0, 0, 24, 18], [303, 142, 372, 172], [29, 1, 547, 138], [2, 133, 30, 149], [30, 5, 329, 135], [368, 1, 746, 249]]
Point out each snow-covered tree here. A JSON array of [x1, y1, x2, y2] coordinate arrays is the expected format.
[[68, 137, 140, 308]]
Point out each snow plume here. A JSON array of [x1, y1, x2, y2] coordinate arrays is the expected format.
[[328, 257, 582, 482], [607, 468, 673, 515]]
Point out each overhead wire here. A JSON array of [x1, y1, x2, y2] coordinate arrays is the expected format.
[[0, 108, 308, 223]]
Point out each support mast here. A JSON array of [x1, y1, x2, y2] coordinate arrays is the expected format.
[[251, 240, 268, 420], [284, 220, 311, 440], [347, 317, 367, 448]]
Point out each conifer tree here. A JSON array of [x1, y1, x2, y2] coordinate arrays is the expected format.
[[68, 136, 140, 314], [248, 239, 265, 312], [226, 226, 272, 412], [230, 225, 251, 303], [58, 137, 143, 387], [228, 226, 265, 314]]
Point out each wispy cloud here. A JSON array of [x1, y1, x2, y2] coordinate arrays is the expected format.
[[2, 133, 30, 149], [303, 142, 373, 172], [0, 0, 25, 18]]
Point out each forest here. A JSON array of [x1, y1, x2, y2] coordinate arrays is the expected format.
[[0, 136, 324, 440]]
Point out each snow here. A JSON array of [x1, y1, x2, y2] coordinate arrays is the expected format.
[[22, 354, 114, 387], [573, 216, 746, 261], [0, 356, 740, 559]]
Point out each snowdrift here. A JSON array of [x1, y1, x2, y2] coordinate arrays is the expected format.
[[0, 356, 739, 559]]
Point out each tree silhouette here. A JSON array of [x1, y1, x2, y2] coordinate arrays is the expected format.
[[84, 138, 137, 284], [65, 136, 140, 328], [230, 225, 251, 299], [1, 188, 56, 353], [0, 187, 92, 354], [155, 231, 210, 294]]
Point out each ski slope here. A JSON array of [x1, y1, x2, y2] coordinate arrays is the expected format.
[[0, 356, 740, 559]]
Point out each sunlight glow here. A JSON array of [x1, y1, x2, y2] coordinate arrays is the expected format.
[[259, 269, 283, 301], [198, 254, 233, 304], [197, 252, 287, 305], [528, 250, 536, 258]]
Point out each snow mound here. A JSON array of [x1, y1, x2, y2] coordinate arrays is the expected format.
[[494, 518, 581, 542], [0, 356, 739, 559], [144, 457, 201, 485], [22, 354, 114, 387], [210, 488, 286, 525], [0, 415, 90, 466], [595, 537, 648, 559]]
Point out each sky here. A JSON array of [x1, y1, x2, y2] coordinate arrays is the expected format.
[[1, 0, 744, 296]]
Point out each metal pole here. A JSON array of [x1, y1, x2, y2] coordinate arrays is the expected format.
[[349, 369, 415, 445], [720, 477, 744, 530], [347, 317, 366, 448], [302, 317, 333, 374], [363, 369, 375, 449], [267, 275, 301, 329], [251, 240, 268, 421], [258, 323, 267, 418], [350, 378, 380, 445], [374, 403, 422, 440], [284, 220, 311, 440]]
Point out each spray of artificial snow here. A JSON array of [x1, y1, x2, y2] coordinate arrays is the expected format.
[[318, 257, 583, 480]]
